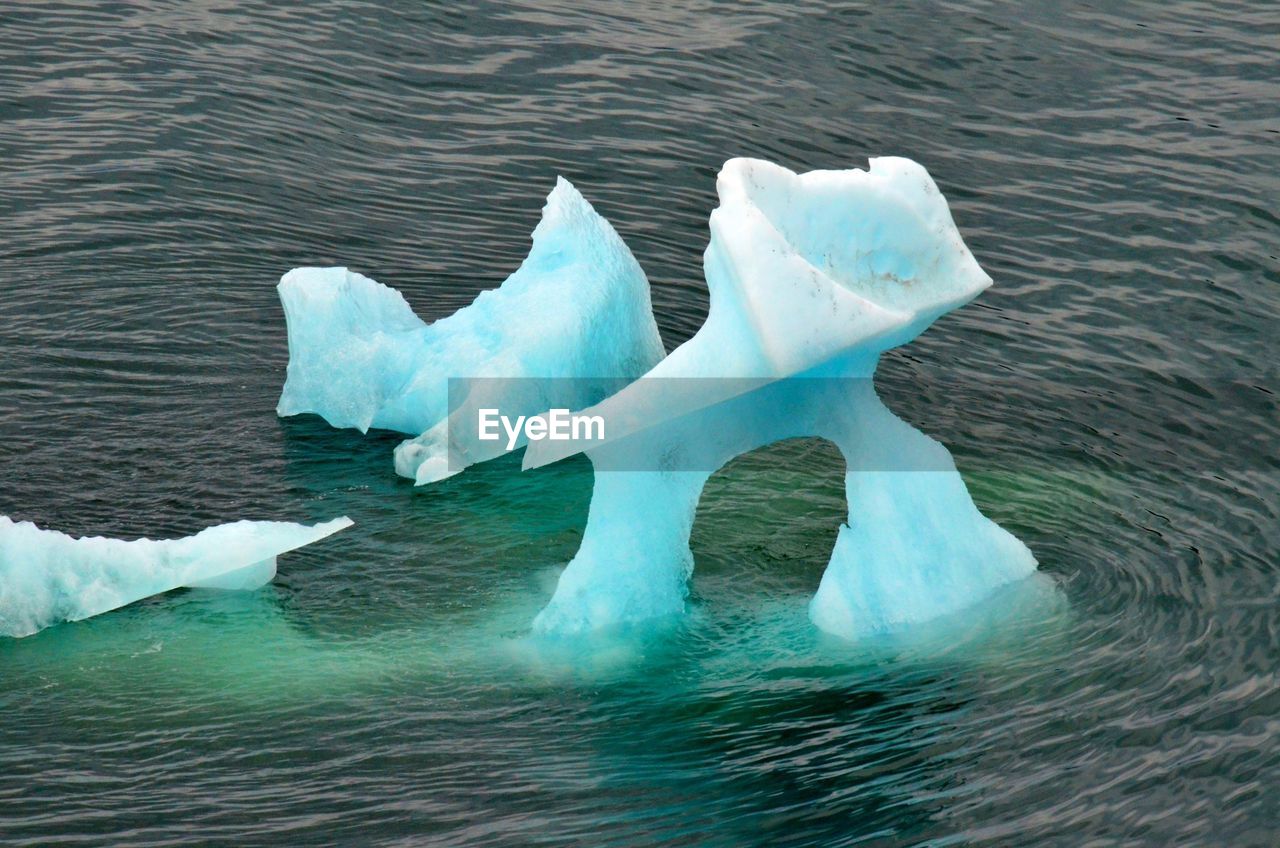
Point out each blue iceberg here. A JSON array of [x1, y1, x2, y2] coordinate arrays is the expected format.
[[273, 156, 1037, 642], [276, 177, 664, 484], [0, 515, 352, 638], [523, 158, 1038, 640]]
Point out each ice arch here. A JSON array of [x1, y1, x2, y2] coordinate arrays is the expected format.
[[524, 158, 1038, 639]]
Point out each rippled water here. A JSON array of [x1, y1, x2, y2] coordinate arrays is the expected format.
[[2, 1, 1277, 845]]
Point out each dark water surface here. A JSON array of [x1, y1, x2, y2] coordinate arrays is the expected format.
[[2, 1, 1277, 845]]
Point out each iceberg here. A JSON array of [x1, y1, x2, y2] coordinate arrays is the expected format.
[[524, 158, 1038, 639], [276, 177, 664, 484], [271, 156, 1036, 641], [0, 515, 352, 638]]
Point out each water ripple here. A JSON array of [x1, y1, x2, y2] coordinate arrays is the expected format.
[[1, 0, 1277, 845]]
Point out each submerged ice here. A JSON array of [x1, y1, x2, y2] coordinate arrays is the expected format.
[[0, 515, 352, 638], [276, 177, 664, 484], [523, 158, 1038, 639]]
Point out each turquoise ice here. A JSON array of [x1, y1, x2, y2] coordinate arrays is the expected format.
[[523, 158, 1038, 639], [274, 156, 1037, 641], [0, 515, 352, 638], [276, 177, 665, 484]]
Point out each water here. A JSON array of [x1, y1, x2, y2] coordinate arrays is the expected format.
[[1, 1, 1277, 844]]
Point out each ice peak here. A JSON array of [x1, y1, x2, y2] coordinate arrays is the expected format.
[[706, 156, 992, 374]]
